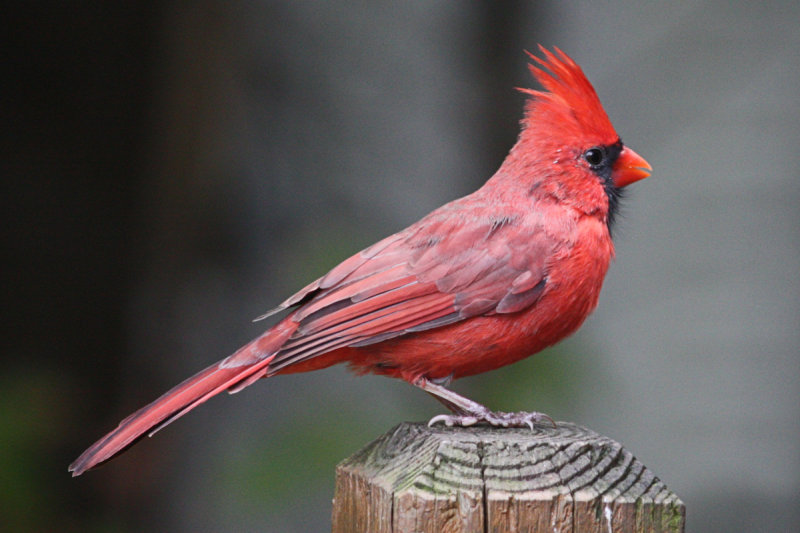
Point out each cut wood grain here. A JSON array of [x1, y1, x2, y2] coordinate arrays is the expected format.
[[332, 421, 684, 532]]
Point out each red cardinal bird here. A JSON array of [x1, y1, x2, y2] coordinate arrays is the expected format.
[[70, 46, 650, 476]]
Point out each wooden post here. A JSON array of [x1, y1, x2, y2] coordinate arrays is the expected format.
[[332, 421, 684, 532]]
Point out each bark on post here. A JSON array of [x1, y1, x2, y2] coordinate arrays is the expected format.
[[332, 421, 684, 532]]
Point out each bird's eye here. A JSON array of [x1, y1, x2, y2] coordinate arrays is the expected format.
[[584, 147, 605, 167]]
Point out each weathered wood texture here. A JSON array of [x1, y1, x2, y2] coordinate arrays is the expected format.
[[332, 422, 684, 532]]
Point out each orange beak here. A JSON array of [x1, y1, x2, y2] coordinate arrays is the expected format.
[[612, 146, 652, 188]]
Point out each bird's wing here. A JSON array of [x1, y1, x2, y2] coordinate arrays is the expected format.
[[233, 205, 557, 372]]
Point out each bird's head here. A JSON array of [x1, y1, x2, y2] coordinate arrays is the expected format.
[[505, 46, 651, 232]]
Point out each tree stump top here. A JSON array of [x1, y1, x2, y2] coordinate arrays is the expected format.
[[333, 421, 684, 532]]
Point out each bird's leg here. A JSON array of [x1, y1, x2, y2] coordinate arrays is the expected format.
[[414, 376, 556, 430]]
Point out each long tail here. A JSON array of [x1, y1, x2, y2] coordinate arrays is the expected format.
[[69, 323, 295, 476]]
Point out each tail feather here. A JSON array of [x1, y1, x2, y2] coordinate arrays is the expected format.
[[68, 354, 275, 476], [70, 318, 300, 476]]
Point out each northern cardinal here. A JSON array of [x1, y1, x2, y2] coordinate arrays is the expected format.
[[70, 46, 650, 476]]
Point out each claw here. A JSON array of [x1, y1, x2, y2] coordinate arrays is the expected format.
[[428, 414, 478, 427], [427, 414, 448, 427]]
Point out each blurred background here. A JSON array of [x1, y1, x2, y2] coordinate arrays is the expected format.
[[5, 1, 798, 531]]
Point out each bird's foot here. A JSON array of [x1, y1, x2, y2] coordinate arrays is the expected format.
[[428, 409, 556, 430], [412, 376, 556, 430]]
